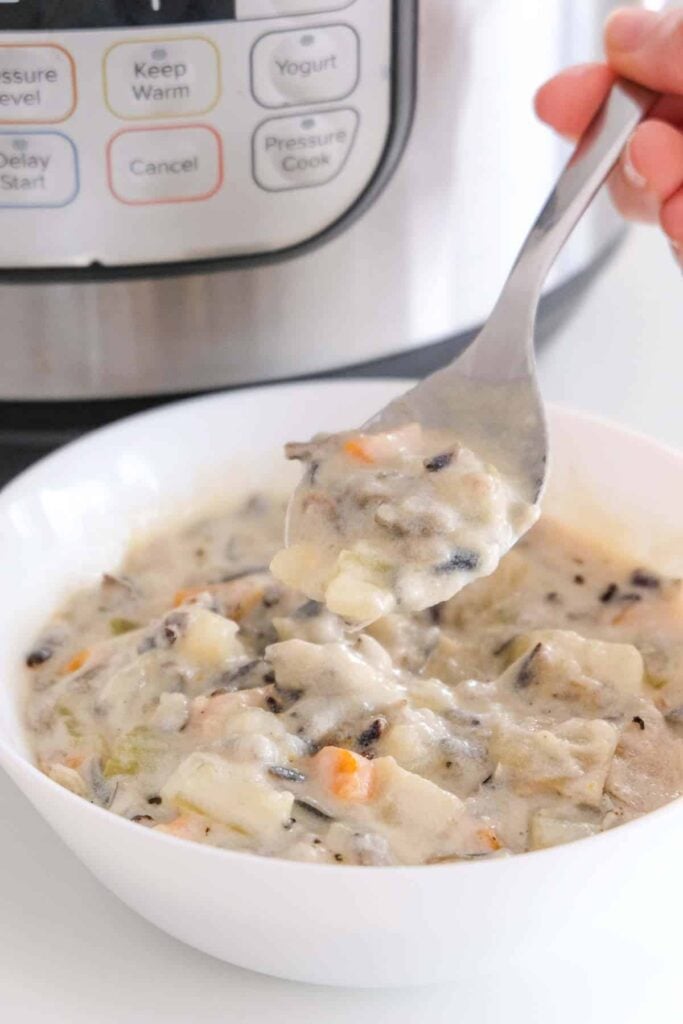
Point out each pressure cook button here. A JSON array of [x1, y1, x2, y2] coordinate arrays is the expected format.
[[0, 45, 76, 124], [251, 25, 359, 108], [236, 1, 354, 18], [104, 37, 220, 120], [107, 124, 223, 204], [0, 131, 78, 207], [253, 108, 357, 190]]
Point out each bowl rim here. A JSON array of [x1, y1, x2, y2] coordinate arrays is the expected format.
[[2, 378, 683, 878]]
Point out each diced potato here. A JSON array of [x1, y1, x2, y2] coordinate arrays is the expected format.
[[378, 709, 452, 774], [266, 638, 404, 706], [606, 707, 683, 814], [227, 707, 288, 740], [530, 812, 599, 850], [151, 692, 189, 732], [270, 543, 333, 602], [189, 689, 268, 741], [161, 752, 294, 840], [177, 608, 244, 669], [325, 821, 393, 866], [492, 717, 618, 807], [368, 756, 467, 862], [510, 630, 644, 696], [45, 762, 88, 797], [325, 548, 395, 622], [408, 678, 459, 714]]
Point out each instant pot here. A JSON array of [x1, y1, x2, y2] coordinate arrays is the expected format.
[[0, 0, 622, 473]]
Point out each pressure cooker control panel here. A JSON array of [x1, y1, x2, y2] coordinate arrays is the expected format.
[[0, 0, 396, 268]]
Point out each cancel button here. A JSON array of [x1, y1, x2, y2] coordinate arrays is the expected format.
[[130, 155, 199, 176], [253, 109, 358, 191], [108, 125, 223, 204]]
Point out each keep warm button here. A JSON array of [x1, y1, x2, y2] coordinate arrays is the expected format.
[[104, 38, 220, 120], [107, 125, 223, 205], [253, 109, 358, 190], [0, 132, 78, 208]]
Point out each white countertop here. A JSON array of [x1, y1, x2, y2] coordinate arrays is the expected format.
[[1, 226, 681, 1023]]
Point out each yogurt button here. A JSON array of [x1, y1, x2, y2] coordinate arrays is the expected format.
[[108, 125, 223, 204], [251, 25, 359, 108], [0, 132, 78, 207], [253, 108, 358, 190], [236, 1, 354, 18], [0, 45, 76, 124]]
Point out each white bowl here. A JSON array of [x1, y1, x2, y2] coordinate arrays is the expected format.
[[1, 380, 683, 989]]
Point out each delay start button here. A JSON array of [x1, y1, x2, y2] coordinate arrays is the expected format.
[[251, 24, 359, 108], [104, 37, 220, 120], [253, 108, 358, 190], [0, 131, 78, 208], [0, 45, 76, 124], [107, 125, 223, 205]]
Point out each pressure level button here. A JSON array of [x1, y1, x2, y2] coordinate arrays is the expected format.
[[0, 45, 76, 124], [253, 107, 358, 190], [251, 25, 359, 108]]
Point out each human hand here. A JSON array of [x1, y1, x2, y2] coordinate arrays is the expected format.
[[535, 6, 683, 259]]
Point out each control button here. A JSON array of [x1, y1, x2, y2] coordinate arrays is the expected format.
[[0, 45, 76, 124], [253, 108, 358, 190], [107, 124, 223, 204], [251, 25, 359, 108], [236, 1, 354, 18], [104, 37, 220, 120], [0, 131, 78, 207]]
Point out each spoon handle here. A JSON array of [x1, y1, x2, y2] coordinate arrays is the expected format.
[[509, 77, 658, 298], [461, 76, 660, 381]]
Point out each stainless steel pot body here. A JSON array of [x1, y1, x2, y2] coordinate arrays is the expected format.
[[0, 0, 623, 399]]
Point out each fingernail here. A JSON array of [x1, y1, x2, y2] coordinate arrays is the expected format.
[[622, 135, 647, 189], [605, 8, 657, 51]]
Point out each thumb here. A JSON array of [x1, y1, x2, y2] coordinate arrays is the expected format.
[[605, 7, 683, 94]]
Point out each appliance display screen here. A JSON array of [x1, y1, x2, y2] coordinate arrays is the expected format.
[[0, 1, 237, 30]]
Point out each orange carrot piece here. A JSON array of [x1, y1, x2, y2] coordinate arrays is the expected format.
[[477, 827, 502, 851], [313, 746, 375, 802], [61, 649, 90, 675], [343, 437, 375, 464], [173, 586, 204, 608]]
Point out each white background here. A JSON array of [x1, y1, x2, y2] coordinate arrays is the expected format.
[[1, 225, 682, 1022]]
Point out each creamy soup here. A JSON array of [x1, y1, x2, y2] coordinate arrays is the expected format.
[[273, 423, 539, 623], [24, 494, 683, 866]]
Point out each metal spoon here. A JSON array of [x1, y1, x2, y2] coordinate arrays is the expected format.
[[352, 76, 659, 506]]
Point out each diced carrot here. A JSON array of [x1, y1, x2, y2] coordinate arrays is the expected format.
[[343, 437, 375, 465], [477, 827, 502, 851], [154, 815, 206, 841], [64, 754, 84, 769], [61, 649, 90, 675], [312, 746, 375, 802], [173, 586, 204, 608], [173, 581, 263, 621]]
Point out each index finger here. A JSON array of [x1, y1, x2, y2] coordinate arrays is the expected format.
[[605, 7, 683, 95]]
